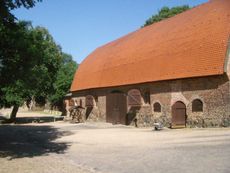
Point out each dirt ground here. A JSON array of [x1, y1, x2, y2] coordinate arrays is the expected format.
[[0, 122, 230, 173], [0, 111, 230, 173]]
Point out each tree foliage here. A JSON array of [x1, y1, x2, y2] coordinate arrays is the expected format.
[[0, 0, 42, 25], [49, 53, 78, 109], [143, 5, 190, 27], [0, 0, 77, 120], [0, 21, 68, 120]]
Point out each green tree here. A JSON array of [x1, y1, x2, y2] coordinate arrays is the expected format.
[[143, 5, 190, 27], [0, 22, 62, 121], [0, 0, 42, 25], [0, 0, 77, 120], [49, 53, 78, 113]]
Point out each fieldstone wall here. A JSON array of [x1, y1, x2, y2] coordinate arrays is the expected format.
[[71, 93, 106, 122], [147, 75, 230, 128], [71, 74, 230, 128], [85, 96, 106, 122]]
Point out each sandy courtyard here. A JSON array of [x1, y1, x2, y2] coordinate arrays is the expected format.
[[0, 121, 230, 173]]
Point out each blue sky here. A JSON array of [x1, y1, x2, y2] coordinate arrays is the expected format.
[[13, 0, 208, 63]]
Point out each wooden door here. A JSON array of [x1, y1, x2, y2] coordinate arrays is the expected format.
[[172, 101, 186, 128], [106, 93, 127, 125]]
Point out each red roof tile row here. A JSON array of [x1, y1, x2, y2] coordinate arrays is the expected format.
[[71, 0, 230, 92]]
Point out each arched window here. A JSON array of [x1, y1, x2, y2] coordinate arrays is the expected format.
[[153, 102, 161, 112], [127, 89, 142, 107], [85, 95, 94, 107], [192, 99, 203, 112]]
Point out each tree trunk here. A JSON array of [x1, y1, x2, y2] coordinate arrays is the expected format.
[[61, 105, 67, 116], [10, 105, 19, 122], [29, 96, 35, 111]]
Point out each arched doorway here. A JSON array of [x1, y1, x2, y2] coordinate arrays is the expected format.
[[85, 95, 94, 120], [172, 101, 187, 128], [126, 89, 142, 125], [106, 91, 127, 125]]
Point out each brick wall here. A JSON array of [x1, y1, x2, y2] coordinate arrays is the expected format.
[[71, 74, 230, 128]]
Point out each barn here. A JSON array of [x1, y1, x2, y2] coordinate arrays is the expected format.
[[70, 0, 230, 128]]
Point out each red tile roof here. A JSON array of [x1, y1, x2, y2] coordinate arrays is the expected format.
[[71, 0, 230, 92]]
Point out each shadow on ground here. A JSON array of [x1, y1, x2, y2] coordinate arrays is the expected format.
[[0, 125, 72, 160], [0, 115, 7, 121], [0, 116, 64, 124], [15, 116, 64, 124]]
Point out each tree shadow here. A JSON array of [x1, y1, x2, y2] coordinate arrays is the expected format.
[[0, 116, 64, 124], [15, 116, 64, 124], [0, 115, 7, 121], [0, 125, 72, 160]]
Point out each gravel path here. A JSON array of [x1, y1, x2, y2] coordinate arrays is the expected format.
[[0, 118, 230, 173]]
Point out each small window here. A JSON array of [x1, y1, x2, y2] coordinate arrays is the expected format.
[[192, 99, 203, 112], [79, 99, 83, 107], [127, 89, 142, 106], [94, 96, 98, 106], [85, 95, 94, 107], [95, 96, 98, 103], [69, 99, 75, 106], [153, 102, 161, 112], [144, 91, 150, 104]]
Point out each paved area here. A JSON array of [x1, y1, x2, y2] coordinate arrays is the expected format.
[[0, 121, 230, 173]]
